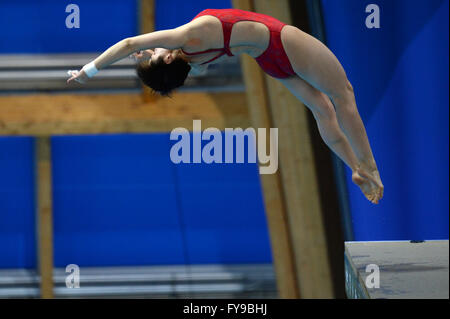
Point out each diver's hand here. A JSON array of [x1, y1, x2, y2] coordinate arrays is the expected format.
[[67, 69, 89, 84]]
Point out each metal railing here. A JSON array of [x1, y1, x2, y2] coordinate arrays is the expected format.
[[0, 53, 244, 93], [0, 264, 277, 299]]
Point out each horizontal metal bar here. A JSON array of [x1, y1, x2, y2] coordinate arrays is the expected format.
[[0, 54, 134, 69], [0, 264, 276, 298], [0, 69, 137, 80], [0, 264, 273, 284], [0, 53, 243, 93], [54, 283, 247, 296]]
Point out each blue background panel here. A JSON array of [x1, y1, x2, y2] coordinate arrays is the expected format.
[[0, 0, 233, 54], [174, 133, 272, 264], [51, 134, 186, 267], [322, 0, 449, 240], [0, 0, 137, 53], [0, 137, 36, 268], [50, 133, 271, 267]]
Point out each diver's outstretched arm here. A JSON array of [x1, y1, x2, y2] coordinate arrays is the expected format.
[[67, 28, 187, 84]]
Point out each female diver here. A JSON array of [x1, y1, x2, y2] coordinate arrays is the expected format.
[[67, 8, 384, 204]]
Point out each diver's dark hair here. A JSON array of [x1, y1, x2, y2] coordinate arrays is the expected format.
[[136, 55, 191, 96]]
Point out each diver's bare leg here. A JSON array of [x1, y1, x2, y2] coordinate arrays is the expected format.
[[281, 26, 384, 202], [280, 76, 381, 204]]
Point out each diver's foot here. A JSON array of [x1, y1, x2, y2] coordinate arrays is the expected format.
[[352, 166, 384, 204]]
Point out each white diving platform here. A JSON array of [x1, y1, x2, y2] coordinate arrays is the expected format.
[[344, 240, 449, 299]]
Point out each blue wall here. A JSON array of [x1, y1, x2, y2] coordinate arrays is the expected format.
[[0, 0, 137, 53], [0, 0, 232, 53], [322, 0, 449, 240], [51, 134, 270, 268], [0, 138, 36, 268], [0, 134, 271, 269]]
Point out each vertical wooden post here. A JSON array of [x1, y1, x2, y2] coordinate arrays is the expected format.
[[234, 0, 335, 298], [254, 0, 334, 298], [139, 0, 159, 103], [232, 0, 300, 299], [35, 136, 54, 299]]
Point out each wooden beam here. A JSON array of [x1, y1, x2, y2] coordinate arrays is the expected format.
[[139, 0, 158, 103], [140, 0, 155, 34], [0, 92, 249, 136], [35, 136, 54, 298], [232, 0, 300, 299], [252, 0, 334, 298]]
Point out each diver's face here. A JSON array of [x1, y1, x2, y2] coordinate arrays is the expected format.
[[134, 48, 177, 66]]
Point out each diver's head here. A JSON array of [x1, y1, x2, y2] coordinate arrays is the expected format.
[[135, 48, 191, 96]]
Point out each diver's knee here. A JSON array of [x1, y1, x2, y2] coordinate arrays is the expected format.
[[330, 79, 354, 100], [313, 96, 337, 121]]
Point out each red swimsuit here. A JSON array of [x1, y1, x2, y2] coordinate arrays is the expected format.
[[182, 8, 296, 79]]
